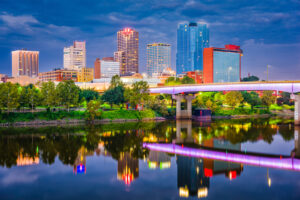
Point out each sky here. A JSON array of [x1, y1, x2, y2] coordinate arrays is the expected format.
[[0, 0, 299, 80]]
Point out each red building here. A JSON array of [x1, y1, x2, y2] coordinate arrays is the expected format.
[[185, 71, 203, 84], [203, 45, 242, 83], [94, 57, 114, 79]]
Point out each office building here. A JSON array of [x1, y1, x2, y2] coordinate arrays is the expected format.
[[94, 57, 114, 79], [63, 41, 86, 70], [117, 152, 139, 185], [203, 45, 242, 83], [114, 28, 139, 76], [77, 67, 94, 82], [147, 43, 171, 77], [176, 22, 209, 75], [100, 60, 120, 78], [12, 50, 39, 77], [39, 68, 78, 82]]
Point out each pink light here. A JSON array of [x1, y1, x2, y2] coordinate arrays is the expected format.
[[143, 143, 300, 171], [149, 82, 300, 94]]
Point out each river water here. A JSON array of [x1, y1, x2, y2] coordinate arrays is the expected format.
[[0, 118, 299, 200]]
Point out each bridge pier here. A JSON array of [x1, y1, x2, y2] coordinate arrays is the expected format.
[[173, 94, 195, 119], [295, 95, 300, 126], [176, 120, 194, 143]]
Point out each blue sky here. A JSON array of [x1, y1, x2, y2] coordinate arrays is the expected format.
[[0, 0, 299, 80]]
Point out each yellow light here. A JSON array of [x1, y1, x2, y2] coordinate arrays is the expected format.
[[198, 187, 208, 198], [148, 161, 157, 169], [268, 178, 271, 187], [179, 187, 189, 198], [160, 162, 171, 169]]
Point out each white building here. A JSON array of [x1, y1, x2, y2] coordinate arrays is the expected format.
[[100, 60, 120, 78], [12, 50, 39, 77], [63, 41, 86, 70]]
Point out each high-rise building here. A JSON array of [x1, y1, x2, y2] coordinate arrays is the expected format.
[[147, 43, 171, 77], [100, 60, 120, 78], [12, 50, 39, 77], [176, 22, 209, 75], [114, 28, 139, 76], [63, 41, 86, 70], [203, 45, 242, 83], [117, 152, 139, 185]]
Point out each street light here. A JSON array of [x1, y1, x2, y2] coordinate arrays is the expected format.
[[228, 66, 232, 82]]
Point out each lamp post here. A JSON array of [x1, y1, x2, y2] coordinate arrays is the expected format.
[[266, 65, 271, 81], [228, 66, 232, 82]]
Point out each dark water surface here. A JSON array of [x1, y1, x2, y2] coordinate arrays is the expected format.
[[0, 118, 300, 200]]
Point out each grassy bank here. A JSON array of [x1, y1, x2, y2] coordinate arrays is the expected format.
[[0, 109, 156, 123], [213, 108, 271, 116]]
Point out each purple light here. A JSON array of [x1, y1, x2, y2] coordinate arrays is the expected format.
[[149, 82, 300, 94], [143, 143, 300, 171]]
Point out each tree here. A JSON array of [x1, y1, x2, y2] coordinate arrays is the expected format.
[[56, 80, 80, 111], [41, 81, 58, 110], [261, 91, 276, 109], [85, 100, 102, 122], [110, 75, 124, 89], [181, 75, 195, 84], [101, 86, 125, 109], [241, 76, 259, 82], [79, 89, 99, 103], [0, 83, 20, 112], [165, 77, 181, 86], [242, 91, 261, 110], [27, 86, 42, 112], [225, 91, 244, 107], [145, 96, 168, 116], [125, 81, 149, 109]]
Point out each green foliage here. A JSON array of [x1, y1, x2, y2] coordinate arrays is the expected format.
[[85, 100, 102, 121], [101, 109, 155, 120], [101, 86, 125, 108], [214, 107, 271, 116], [181, 75, 195, 84], [0, 82, 20, 111], [79, 89, 99, 103], [241, 75, 259, 82], [109, 75, 125, 89], [225, 91, 244, 107], [242, 91, 261, 110], [145, 96, 168, 117], [56, 80, 80, 111], [40, 81, 57, 109], [125, 81, 149, 109], [261, 91, 276, 108], [165, 77, 181, 86]]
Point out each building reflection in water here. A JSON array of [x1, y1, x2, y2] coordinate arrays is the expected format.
[[148, 151, 171, 170], [73, 146, 94, 174], [117, 152, 139, 185], [17, 149, 39, 166]]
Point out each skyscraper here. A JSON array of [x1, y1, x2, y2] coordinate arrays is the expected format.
[[114, 28, 139, 76], [64, 41, 86, 70], [147, 43, 171, 77], [176, 22, 209, 75], [12, 50, 39, 77]]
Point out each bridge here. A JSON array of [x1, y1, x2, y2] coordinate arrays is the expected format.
[[143, 143, 300, 172], [149, 81, 300, 124]]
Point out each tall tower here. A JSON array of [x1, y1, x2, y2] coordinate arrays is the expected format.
[[114, 28, 139, 76], [147, 43, 171, 77], [63, 41, 86, 70], [12, 50, 39, 77], [176, 22, 209, 75]]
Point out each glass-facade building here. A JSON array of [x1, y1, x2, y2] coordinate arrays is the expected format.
[[147, 43, 171, 77], [203, 45, 242, 83], [176, 22, 209, 75], [63, 41, 86, 70]]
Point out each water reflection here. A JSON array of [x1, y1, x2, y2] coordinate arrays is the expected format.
[[0, 118, 299, 199]]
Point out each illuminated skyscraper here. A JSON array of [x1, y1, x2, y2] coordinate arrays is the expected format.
[[114, 28, 139, 76], [117, 152, 139, 185], [64, 41, 86, 70], [176, 22, 209, 75], [12, 50, 39, 77], [147, 43, 171, 77]]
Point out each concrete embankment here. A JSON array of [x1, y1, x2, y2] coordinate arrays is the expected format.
[[0, 117, 166, 128]]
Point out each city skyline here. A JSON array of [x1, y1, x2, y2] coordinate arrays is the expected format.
[[0, 0, 299, 80]]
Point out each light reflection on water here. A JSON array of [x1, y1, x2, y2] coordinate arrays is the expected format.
[[0, 118, 299, 200]]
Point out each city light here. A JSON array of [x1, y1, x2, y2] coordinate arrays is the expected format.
[[198, 188, 208, 198], [143, 143, 300, 171]]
